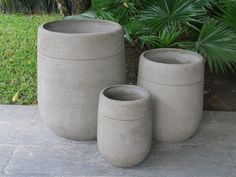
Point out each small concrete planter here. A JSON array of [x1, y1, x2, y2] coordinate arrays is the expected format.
[[97, 85, 152, 167], [37, 19, 125, 140], [138, 48, 204, 143]]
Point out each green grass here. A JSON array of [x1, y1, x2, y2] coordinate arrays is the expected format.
[[0, 14, 61, 105]]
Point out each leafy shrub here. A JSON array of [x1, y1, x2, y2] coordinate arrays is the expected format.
[[0, 0, 58, 14], [76, 0, 236, 73], [40, 0, 57, 14], [18, 0, 35, 13], [0, 0, 15, 13]]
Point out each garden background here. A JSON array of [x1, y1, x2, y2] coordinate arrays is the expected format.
[[0, 0, 236, 110]]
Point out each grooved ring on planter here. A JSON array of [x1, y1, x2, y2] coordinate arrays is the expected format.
[[138, 48, 204, 143], [97, 85, 152, 168], [138, 48, 204, 86], [37, 19, 125, 140], [38, 19, 125, 60]]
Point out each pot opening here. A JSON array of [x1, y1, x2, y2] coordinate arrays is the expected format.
[[143, 49, 202, 65], [103, 85, 148, 101], [43, 20, 120, 34]]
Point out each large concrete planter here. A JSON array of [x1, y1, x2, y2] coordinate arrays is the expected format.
[[37, 19, 125, 140], [97, 85, 152, 167], [138, 48, 204, 143]]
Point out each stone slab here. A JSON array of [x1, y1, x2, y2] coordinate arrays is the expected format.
[[184, 111, 236, 147], [4, 143, 125, 176], [4, 143, 236, 177], [229, 147, 236, 166], [0, 105, 37, 123], [0, 106, 236, 177], [0, 146, 16, 174], [0, 111, 81, 145], [0, 121, 80, 145], [212, 111, 236, 129]]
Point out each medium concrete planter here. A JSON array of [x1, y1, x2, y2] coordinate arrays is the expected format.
[[137, 48, 204, 143], [97, 85, 152, 167], [37, 19, 125, 140]]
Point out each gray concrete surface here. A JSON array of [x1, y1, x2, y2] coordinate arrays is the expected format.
[[0, 105, 236, 177]]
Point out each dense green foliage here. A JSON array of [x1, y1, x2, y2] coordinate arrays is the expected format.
[[0, 0, 15, 13], [0, 0, 91, 14], [0, 0, 58, 14], [0, 14, 61, 104], [76, 0, 236, 73], [0, 0, 236, 105], [1, 0, 235, 73]]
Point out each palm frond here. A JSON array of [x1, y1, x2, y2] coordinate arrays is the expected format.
[[124, 20, 144, 35], [218, 0, 236, 31], [138, 35, 159, 48], [123, 20, 145, 45], [91, 0, 143, 24], [139, 0, 205, 33], [195, 0, 216, 9], [82, 0, 236, 73], [90, 0, 112, 10], [157, 28, 181, 48], [179, 19, 236, 73], [123, 20, 159, 48]]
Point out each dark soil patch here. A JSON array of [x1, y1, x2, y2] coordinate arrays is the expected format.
[[204, 68, 236, 111]]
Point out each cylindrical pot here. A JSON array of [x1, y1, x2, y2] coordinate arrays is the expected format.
[[37, 19, 125, 140], [97, 85, 152, 167], [137, 48, 204, 143]]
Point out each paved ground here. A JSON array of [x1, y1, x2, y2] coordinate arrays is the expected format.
[[0, 105, 236, 177]]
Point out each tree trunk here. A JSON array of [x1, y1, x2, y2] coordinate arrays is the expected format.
[[70, 0, 92, 15], [55, 0, 70, 16], [56, 0, 91, 16]]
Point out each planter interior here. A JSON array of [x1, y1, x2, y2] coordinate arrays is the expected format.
[[43, 20, 120, 34], [143, 49, 202, 64], [103, 85, 148, 101]]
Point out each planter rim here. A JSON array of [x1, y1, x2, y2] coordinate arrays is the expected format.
[[141, 48, 204, 67], [100, 84, 150, 104], [41, 19, 122, 36]]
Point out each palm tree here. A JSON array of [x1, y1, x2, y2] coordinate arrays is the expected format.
[[77, 0, 236, 73]]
